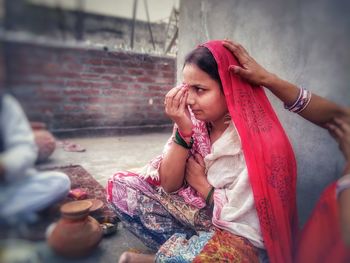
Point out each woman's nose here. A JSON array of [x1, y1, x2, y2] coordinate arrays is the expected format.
[[186, 89, 195, 105]]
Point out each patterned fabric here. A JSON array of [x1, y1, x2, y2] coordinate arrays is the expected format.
[[202, 41, 298, 263], [138, 112, 264, 249], [192, 230, 260, 263], [106, 172, 213, 251], [155, 231, 214, 262]]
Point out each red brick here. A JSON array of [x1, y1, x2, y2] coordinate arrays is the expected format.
[[148, 85, 166, 91], [58, 72, 82, 79], [84, 58, 102, 65], [82, 88, 101, 95], [90, 82, 111, 88], [137, 76, 155, 83], [66, 80, 91, 87], [102, 59, 119, 66], [85, 105, 104, 112], [162, 72, 174, 78], [64, 89, 82, 95], [105, 66, 124, 74], [120, 76, 135, 82], [112, 83, 128, 90], [128, 69, 144, 75], [87, 67, 106, 73], [65, 63, 84, 72], [158, 64, 174, 71], [69, 97, 93, 103], [109, 52, 131, 60], [63, 105, 84, 111], [80, 73, 100, 79]]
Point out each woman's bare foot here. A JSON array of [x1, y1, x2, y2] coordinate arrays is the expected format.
[[118, 252, 155, 263]]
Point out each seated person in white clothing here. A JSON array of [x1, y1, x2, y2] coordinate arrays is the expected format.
[[0, 92, 70, 225]]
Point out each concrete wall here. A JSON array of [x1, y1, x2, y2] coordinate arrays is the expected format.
[[178, 0, 350, 224], [5, 40, 175, 135]]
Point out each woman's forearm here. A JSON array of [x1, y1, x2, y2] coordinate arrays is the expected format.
[[263, 73, 350, 127], [159, 143, 189, 193]]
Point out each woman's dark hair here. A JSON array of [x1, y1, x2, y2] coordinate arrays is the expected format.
[[183, 46, 223, 90]]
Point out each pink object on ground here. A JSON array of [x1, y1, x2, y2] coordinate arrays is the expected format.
[[57, 141, 86, 152], [68, 188, 88, 200]]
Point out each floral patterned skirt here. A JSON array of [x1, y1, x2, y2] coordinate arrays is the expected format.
[[106, 171, 213, 251], [106, 171, 261, 262]]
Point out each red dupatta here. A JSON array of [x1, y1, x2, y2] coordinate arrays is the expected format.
[[202, 40, 298, 263]]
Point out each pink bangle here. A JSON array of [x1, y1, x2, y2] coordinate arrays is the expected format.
[[178, 129, 193, 139]]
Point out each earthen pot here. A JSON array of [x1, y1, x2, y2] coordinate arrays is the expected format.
[[30, 121, 56, 163], [47, 200, 103, 258]]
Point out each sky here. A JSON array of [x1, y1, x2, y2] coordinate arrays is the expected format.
[[29, 0, 180, 22]]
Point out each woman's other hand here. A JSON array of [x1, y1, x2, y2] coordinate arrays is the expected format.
[[185, 154, 210, 198], [164, 85, 193, 134], [327, 118, 350, 174], [222, 40, 273, 87]]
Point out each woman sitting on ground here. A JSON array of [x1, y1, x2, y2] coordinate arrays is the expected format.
[[106, 40, 349, 263]]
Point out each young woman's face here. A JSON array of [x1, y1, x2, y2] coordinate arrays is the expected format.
[[183, 63, 228, 123]]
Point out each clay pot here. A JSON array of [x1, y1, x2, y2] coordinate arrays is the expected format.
[[47, 200, 103, 258], [30, 121, 56, 163]]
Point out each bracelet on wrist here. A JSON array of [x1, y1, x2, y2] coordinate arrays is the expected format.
[[284, 87, 312, 113], [336, 173, 350, 198], [178, 129, 194, 139], [173, 128, 194, 149], [205, 186, 215, 205]]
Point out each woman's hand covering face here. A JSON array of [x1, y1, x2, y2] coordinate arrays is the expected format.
[[164, 85, 193, 134]]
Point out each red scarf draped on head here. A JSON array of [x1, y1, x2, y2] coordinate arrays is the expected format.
[[202, 40, 298, 263]]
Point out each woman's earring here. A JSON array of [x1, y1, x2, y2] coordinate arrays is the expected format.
[[224, 113, 231, 124]]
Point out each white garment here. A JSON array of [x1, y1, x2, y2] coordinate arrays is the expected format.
[[206, 122, 264, 248], [1, 94, 38, 182], [0, 94, 70, 224]]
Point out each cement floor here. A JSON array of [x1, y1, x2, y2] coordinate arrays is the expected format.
[[35, 131, 171, 263]]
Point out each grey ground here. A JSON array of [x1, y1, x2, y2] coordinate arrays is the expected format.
[[25, 132, 170, 263]]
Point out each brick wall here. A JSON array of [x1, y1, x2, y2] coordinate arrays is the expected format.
[[5, 41, 175, 135]]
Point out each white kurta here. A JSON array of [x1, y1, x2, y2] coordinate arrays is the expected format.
[[205, 122, 264, 248]]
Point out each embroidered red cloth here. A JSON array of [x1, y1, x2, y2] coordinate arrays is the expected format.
[[202, 40, 298, 263]]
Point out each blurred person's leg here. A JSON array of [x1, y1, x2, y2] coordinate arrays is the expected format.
[[0, 170, 70, 224]]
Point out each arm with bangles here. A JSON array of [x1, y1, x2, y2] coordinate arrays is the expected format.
[[160, 86, 215, 203], [185, 153, 214, 205], [160, 127, 214, 204], [159, 85, 194, 193], [159, 137, 192, 193], [222, 40, 350, 128]]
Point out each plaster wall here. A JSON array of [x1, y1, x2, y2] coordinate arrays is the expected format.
[[178, 0, 350, 224]]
